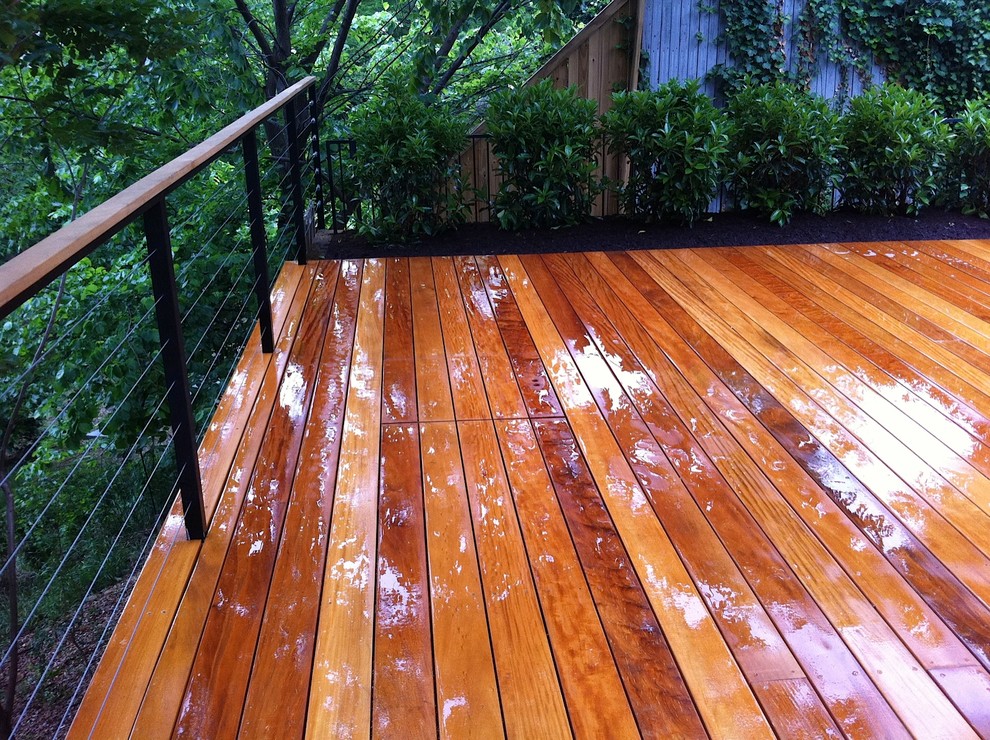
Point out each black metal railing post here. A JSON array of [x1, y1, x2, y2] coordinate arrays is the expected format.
[[308, 86, 326, 231], [241, 128, 275, 354], [284, 98, 308, 265], [348, 139, 362, 223], [143, 200, 207, 540], [326, 141, 339, 231]]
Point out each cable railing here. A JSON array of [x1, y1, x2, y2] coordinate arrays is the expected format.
[[0, 76, 324, 736]]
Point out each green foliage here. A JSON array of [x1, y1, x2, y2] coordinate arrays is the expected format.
[[709, 0, 787, 95], [349, 80, 469, 242], [726, 82, 839, 225], [841, 0, 990, 113], [950, 97, 990, 218], [838, 84, 951, 215], [0, 0, 202, 67], [794, 0, 875, 100], [487, 80, 600, 230], [728, 0, 990, 112], [603, 80, 728, 225]]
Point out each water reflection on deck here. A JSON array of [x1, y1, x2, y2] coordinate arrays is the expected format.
[[72, 241, 990, 738]]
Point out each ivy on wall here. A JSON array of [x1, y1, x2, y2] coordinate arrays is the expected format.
[[795, 0, 873, 101], [705, 0, 990, 111], [841, 0, 990, 112], [706, 0, 788, 93]]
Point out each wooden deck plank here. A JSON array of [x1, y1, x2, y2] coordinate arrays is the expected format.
[[457, 418, 571, 739], [411, 256, 455, 422], [803, 246, 990, 371], [884, 242, 990, 307], [621, 250, 981, 736], [944, 238, 990, 264], [197, 262, 308, 522], [941, 237, 990, 262], [726, 247, 990, 476], [476, 256, 564, 418], [663, 250, 990, 686], [548, 251, 906, 737], [593, 251, 975, 737], [68, 262, 306, 738], [173, 261, 339, 738], [751, 248, 990, 558], [494, 417, 639, 738], [419, 421, 503, 739], [453, 256, 527, 420], [519, 255, 824, 734], [239, 260, 362, 737], [925, 240, 990, 282], [498, 254, 773, 738], [306, 258, 386, 738], [769, 246, 990, 398], [532, 418, 707, 738], [755, 679, 842, 738], [373, 423, 436, 737], [74, 242, 990, 739], [660, 247, 990, 532], [128, 263, 319, 737], [842, 243, 990, 324], [432, 257, 491, 420], [842, 241, 990, 323], [66, 521, 196, 739], [382, 258, 417, 424], [694, 249, 990, 611], [692, 248, 990, 484]]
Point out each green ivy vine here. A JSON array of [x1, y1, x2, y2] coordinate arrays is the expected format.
[[707, 0, 787, 94], [794, 0, 873, 101], [841, 0, 990, 112], [709, 0, 990, 112]]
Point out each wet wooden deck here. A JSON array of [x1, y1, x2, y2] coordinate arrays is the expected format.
[[70, 242, 990, 738]]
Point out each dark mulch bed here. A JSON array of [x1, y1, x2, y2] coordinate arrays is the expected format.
[[314, 208, 990, 259]]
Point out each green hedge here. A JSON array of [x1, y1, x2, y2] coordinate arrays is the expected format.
[[487, 80, 601, 230], [603, 81, 728, 225], [838, 84, 951, 216], [349, 81, 468, 242], [950, 96, 990, 218], [345, 79, 986, 240], [726, 82, 839, 225]]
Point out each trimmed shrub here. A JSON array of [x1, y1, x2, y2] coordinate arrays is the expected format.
[[838, 84, 951, 216], [349, 81, 468, 242], [603, 80, 728, 225], [487, 80, 600, 230], [950, 96, 990, 218], [726, 82, 838, 225]]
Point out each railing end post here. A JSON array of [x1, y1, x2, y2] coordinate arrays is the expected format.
[[143, 200, 208, 540]]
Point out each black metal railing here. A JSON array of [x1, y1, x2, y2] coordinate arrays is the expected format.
[[0, 76, 324, 733], [319, 132, 623, 230]]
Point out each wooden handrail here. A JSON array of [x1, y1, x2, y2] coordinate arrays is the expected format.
[[0, 76, 316, 321]]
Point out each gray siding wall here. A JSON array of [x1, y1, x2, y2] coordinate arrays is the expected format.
[[642, 0, 885, 102]]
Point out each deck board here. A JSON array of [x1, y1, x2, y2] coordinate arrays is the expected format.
[[71, 242, 990, 739], [239, 259, 362, 736]]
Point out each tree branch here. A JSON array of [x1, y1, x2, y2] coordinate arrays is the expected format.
[[316, 0, 362, 108], [232, 0, 274, 60], [430, 0, 513, 95], [299, 0, 348, 69]]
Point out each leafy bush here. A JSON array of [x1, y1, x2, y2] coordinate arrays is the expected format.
[[726, 82, 838, 225], [838, 84, 951, 215], [349, 81, 468, 242], [487, 80, 600, 230], [949, 96, 990, 218], [603, 80, 728, 225]]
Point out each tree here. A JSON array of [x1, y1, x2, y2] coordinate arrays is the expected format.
[[228, 0, 584, 119]]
